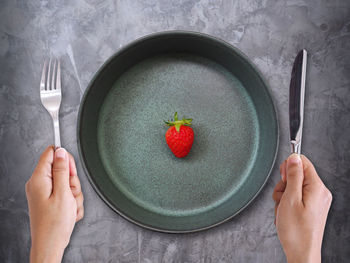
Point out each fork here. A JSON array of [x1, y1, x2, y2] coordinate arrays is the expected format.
[[40, 59, 62, 148]]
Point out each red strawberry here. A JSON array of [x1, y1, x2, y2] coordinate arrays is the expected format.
[[164, 112, 194, 158]]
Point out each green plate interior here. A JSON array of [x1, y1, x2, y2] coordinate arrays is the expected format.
[[78, 32, 278, 232]]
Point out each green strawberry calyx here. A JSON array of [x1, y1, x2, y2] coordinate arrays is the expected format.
[[164, 112, 192, 132]]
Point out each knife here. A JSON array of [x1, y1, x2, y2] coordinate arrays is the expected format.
[[289, 49, 307, 154]]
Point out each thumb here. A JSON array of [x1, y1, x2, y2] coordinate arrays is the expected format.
[[284, 153, 304, 203], [52, 148, 70, 195]]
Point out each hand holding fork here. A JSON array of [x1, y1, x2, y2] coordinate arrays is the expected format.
[[27, 59, 84, 262]]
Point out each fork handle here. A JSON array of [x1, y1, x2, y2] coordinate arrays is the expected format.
[[52, 111, 61, 149]]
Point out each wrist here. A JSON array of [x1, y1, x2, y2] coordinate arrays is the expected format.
[[30, 242, 65, 263], [285, 248, 321, 263]]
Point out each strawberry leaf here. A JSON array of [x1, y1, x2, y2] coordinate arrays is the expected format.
[[164, 112, 192, 131]]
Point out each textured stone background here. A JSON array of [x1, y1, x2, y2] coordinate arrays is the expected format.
[[0, 0, 349, 262]]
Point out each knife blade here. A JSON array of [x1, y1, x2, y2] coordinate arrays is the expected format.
[[289, 49, 307, 154]]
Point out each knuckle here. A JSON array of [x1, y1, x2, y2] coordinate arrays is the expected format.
[[288, 200, 298, 208], [272, 194, 277, 202], [25, 180, 31, 193], [315, 181, 323, 188], [272, 191, 280, 202], [52, 167, 68, 175], [53, 159, 68, 170], [324, 188, 333, 202], [287, 165, 300, 175], [76, 192, 84, 202], [317, 182, 326, 192], [285, 195, 300, 208], [77, 209, 84, 221], [56, 190, 73, 202], [52, 165, 66, 172], [80, 209, 84, 218], [314, 185, 324, 196]]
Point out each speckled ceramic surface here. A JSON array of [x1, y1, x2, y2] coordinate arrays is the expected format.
[[78, 31, 278, 232]]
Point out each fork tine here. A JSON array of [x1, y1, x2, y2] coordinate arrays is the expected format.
[[46, 58, 52, 90], [56, 59, 61, 91], [51, 59, 57, 90], [40, 60, 48, 91]]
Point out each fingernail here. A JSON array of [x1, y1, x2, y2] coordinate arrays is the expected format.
[[55, 148, 67, 159], [281, 172, 286, 182], [288, 154, 301, 165]]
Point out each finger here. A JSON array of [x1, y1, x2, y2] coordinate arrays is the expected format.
[[75, 193, 84, 222], [273, 190, 284, 203], [273, 179, 285, 223], [300, 155, 331, 206], [284, 153, 304, 203], [76, 207, 84, 222], [27, 146, 55, 199], [32, 146, 54, 180], [300, 155, 322, 187], [68, 153, 82, 197], [279, 160, 287, 183], [274, 202, 279, 219], [272, 180, 286, 202], [52, 148, 70, 195], [68, 152, 84, 222], [274, 198, 282, 225], [274, 179, 286, 193]]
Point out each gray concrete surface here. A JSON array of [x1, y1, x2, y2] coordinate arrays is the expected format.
[[0, 0, 349, 262]]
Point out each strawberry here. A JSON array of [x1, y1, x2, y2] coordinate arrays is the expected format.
[[164, 112, 194, 158]]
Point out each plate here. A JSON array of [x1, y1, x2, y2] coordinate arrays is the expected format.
[[77, 31, 278, 232]]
